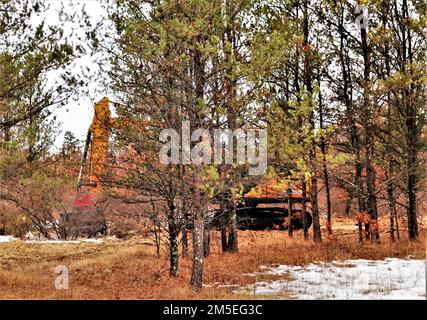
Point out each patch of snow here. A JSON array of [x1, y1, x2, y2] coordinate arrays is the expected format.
[[243, 273, 257, 277], [0, 235, 18, 243], [0, 235, 117, 244], [82, 238, 104, 244], [238, 258, 426, 300], [24, 232, 38, 240], [25, 238, 105, 244], [0, 234, 116, 244], [25, 239, 80, 244], [105, 235, 120, 241], [217, 284, 240, 288]]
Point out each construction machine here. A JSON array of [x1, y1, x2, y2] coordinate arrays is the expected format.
[[209, 175, 313, 231], [59, 97, 112, 239], [59, 97, 312, 237]]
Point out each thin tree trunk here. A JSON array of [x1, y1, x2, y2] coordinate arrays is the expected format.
[[203, 227, 211, 257], [358, 220, 363, 243], [287, 188, 293, 237], [337, 3, 364, 221], [360, 15, 379, 243], [364, 207, 370, 240], [310, 165, 322, 242], [223, 6, 239, 252], [303, 0, 321, 242], [323, 160, 332, 234], [345, 186, 354, 217], [301, 176, 309, 240], [221, 226, 228, 252], [150, 199, 161, 257], [387, 178, 396, 242], [155, 219, 161, 258], [219, 188, 229, 252], [381, 3, 397, 243], [227, 201, 238, 252], [190, 173, 204, 290], [220, 200, 228, 252], [353, 128, 365, 221], [168, 215, 179, 277], [399, 0, 418, 240], [189, 33, 206, 290], [406, 122, 419, 240], [190, 216, 204, 290], [182, 228, 188, 258], [351, 169, 364, 243], [395, 208, 400, 240], [405, 83, 418, 240], [318, 73, 332, 234]]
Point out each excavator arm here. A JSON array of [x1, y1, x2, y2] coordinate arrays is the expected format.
[[60, 97, 112, 239], [77, 130, 92, 193], [76, 97, 112, 195]]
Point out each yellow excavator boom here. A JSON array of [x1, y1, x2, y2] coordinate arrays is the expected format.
[[77, 97, 112, 195]]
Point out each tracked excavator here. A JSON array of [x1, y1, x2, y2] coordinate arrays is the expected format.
[[59, 97, 112, 239]]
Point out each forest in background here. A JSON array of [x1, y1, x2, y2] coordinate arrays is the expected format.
[[0, 0, 426, 291]]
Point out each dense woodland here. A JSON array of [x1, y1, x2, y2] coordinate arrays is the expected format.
[[0, 0, 425, 290]]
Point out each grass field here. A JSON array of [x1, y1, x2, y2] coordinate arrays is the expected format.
[[0, 218, 425, 299]]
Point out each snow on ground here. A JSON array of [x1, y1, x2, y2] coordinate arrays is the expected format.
[[0, 235, 119, 244], [0, 235, 18, 243], [239, 258, 426, 300], [24, 238, 104, 244]]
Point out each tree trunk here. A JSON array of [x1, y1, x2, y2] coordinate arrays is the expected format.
[[221, 226, 228, 252], [381, 4, 397, 243], [151, 201, 161, 258], [301, 176, 309, 240], [405, 83, 418, 240], [155, 219, 161, 258], [190, 173, 204, 291], [358, 220, 363, 243], [364, 197, 370, 241], [318, 73, 332, 234], [227, 201, 238, 252], [190, 216, 204, 290], [337, 4, 364, 221], [203, 227, 211, 257], [189, 31, 207, 290], [360, 16, 379, 243], [395, 208, 400, 240], [322, 145, 332, 234], [303, 0, 321, 242], [310, 166, 322, 242], [355, 173, 365, 242], [168, 219, 179, 277], [223, 12, 239, 253], [287, 188, 293, 237], [407, 140, 418, 240], [387, 178, 396, 242], [345, 188, 354, 217], [182, 228, 188, 258], [402, 0, 418, 241], [349, 127, 365, 221], [219, 190, 229, 252]]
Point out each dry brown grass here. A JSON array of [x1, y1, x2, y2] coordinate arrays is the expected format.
[[0, 221, 425, 299]]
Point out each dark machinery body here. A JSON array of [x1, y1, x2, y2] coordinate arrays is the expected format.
[[59, 208, 107, 239], [208, 196, 313, 231]]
